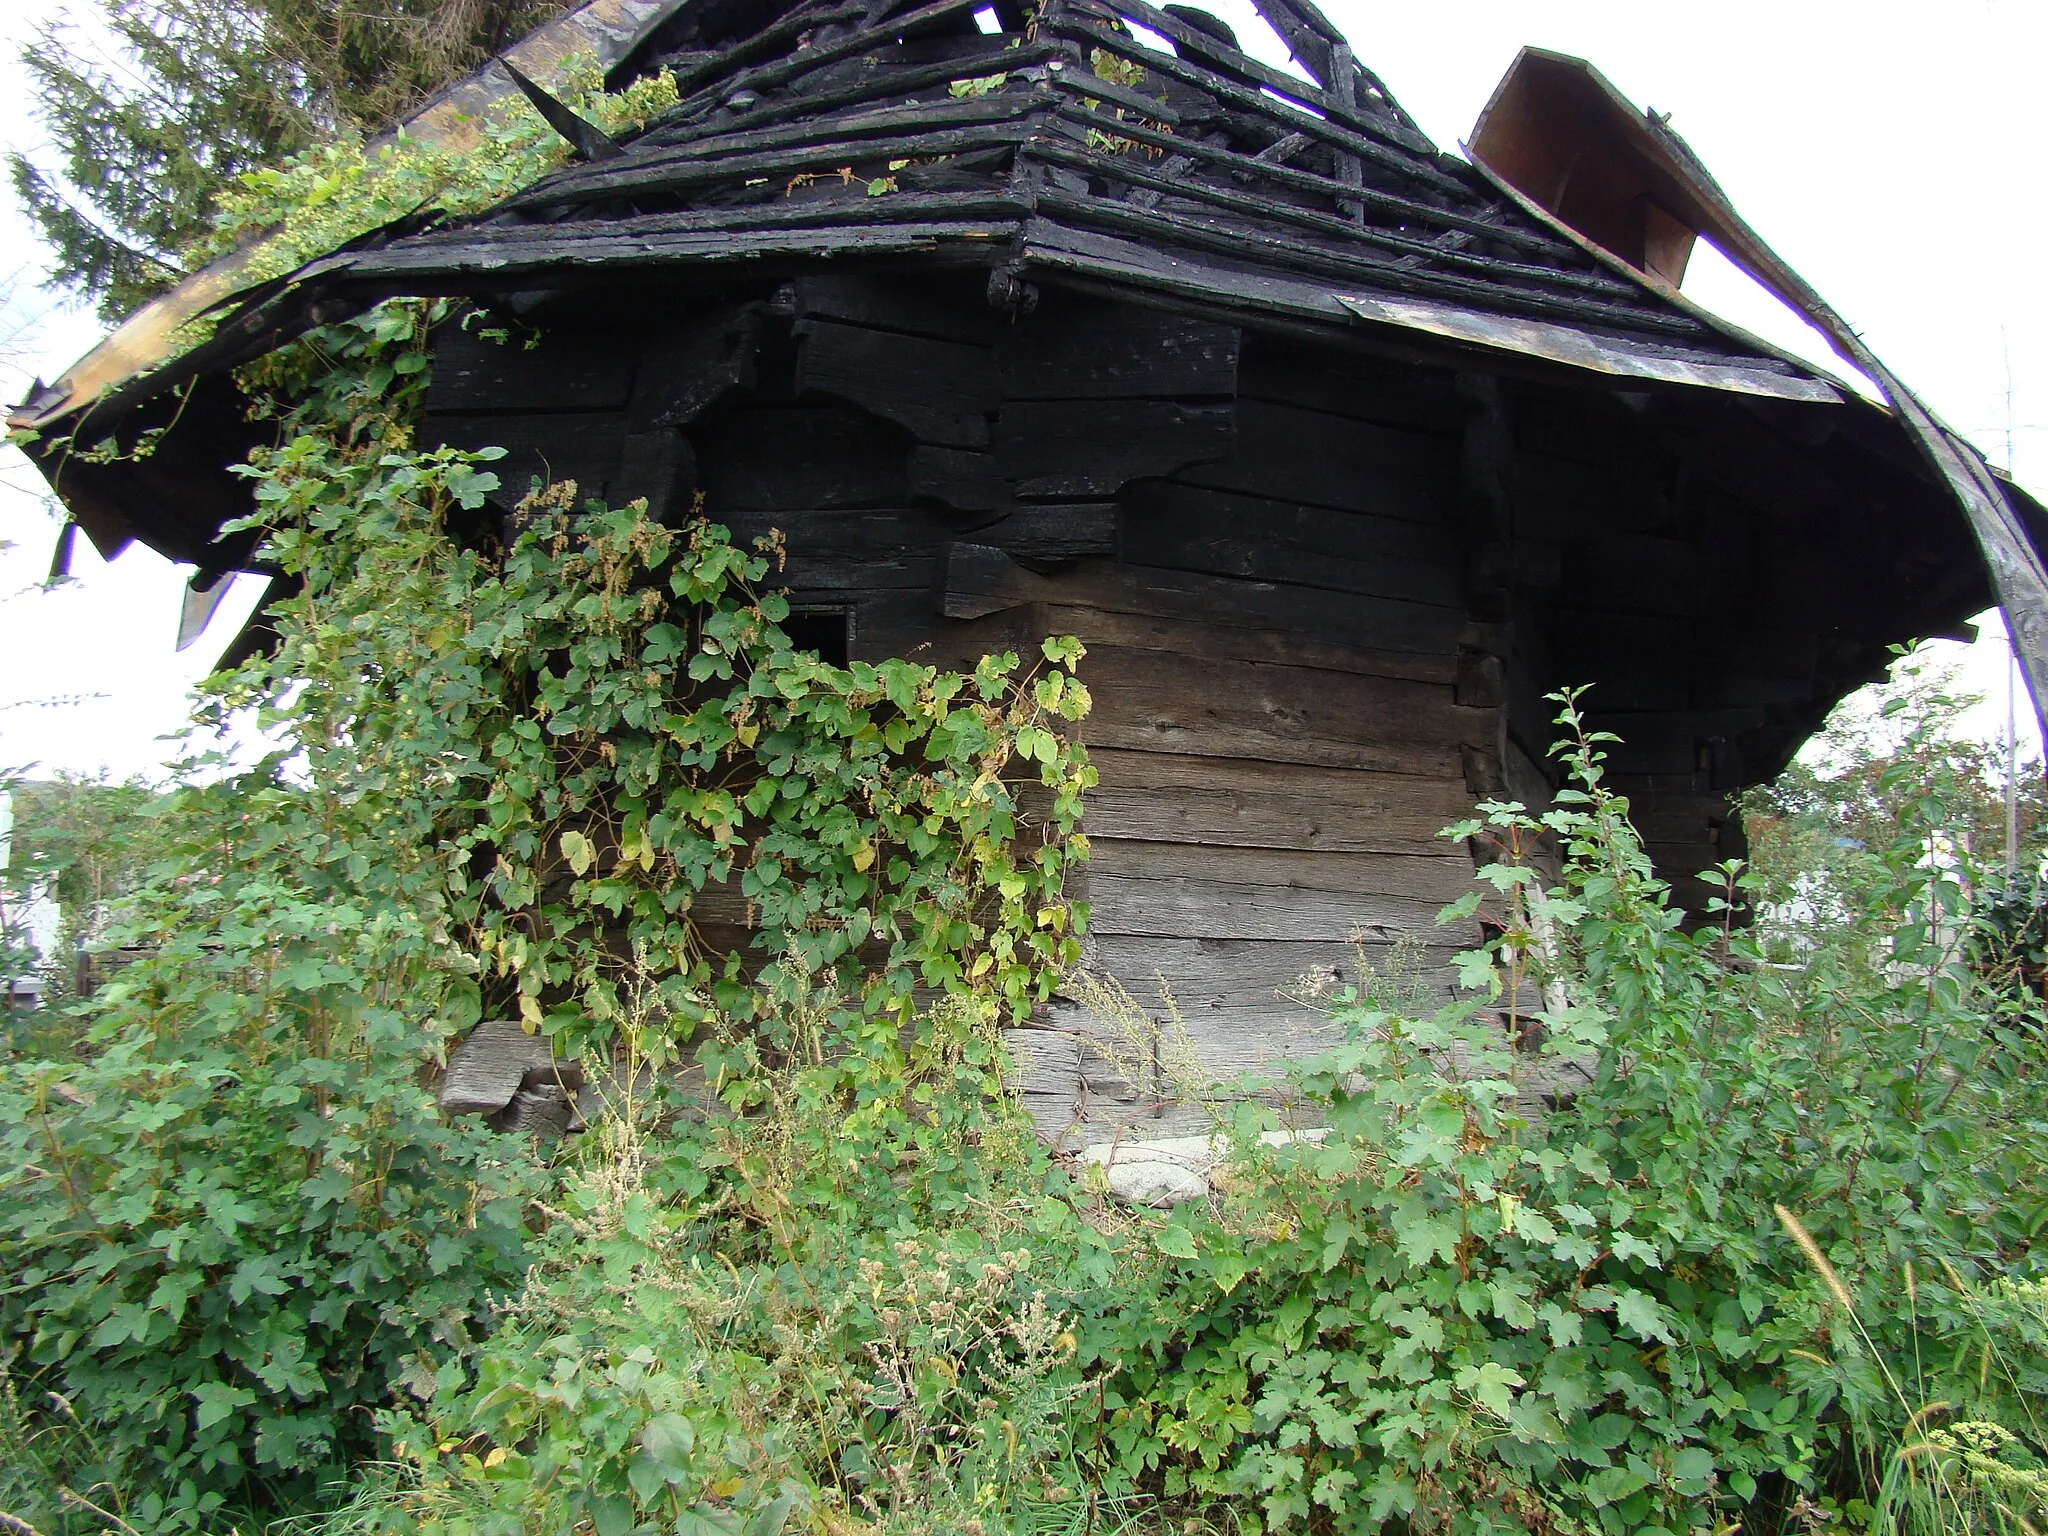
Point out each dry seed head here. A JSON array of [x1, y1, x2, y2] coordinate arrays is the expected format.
[[1775, 1204, 1857, 1314]]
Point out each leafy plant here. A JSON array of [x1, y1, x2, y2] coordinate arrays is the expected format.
[[1075, 691, 2048, 1536]]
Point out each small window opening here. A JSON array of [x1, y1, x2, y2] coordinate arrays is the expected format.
[[782, 607, 853, 668]]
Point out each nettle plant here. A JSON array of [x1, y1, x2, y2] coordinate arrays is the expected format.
[[0, 298, 1092, 1527]]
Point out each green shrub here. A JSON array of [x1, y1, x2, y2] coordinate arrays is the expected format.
[[1074, 694, 2048, 1536], [0, 298, 1092, 1528]]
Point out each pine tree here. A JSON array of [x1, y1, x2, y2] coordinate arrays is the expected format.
[[11, 0, 571, 323]]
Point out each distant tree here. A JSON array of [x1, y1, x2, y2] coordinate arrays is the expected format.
[[2, 772, 166, 1006], [1742, 647, 2048, 1001], [10, 0, 572, 322]]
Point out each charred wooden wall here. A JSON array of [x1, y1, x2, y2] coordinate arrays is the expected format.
[[421, 271, 1984, 1139]]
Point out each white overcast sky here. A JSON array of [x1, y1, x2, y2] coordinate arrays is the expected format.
[[0, 0, 2042, 782]]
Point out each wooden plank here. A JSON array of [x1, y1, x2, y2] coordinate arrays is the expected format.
[[1173, 398, 1456, 521], [1078, 643, 1490, 775], [1092, 838, 1479, 905], [940, 542, 1044, 619], [1061, 21, 1464, 194], [1118, 482, 1464, 604], [429, 321, 638, 413], [910, 445, 1008, 511], [794, 318, 998, 447], [1087, 933, 1465, 1036], [998, 294, 1239, 399], [995, 399, 1234, 496], [1084, 844, 1474, 943], [1563, 535, 1717, 620], [1039, 603, 1461, 685], [424, 410, 624, 506], [1055, 564, 1480, 656], [627, 305, 764, 431], [1235, 336, 1464, 436], [507, 121, 1036, 207], [929, 548, 1483, 659], [1083, 748, 1473, 854], [694, 404, 909, 509], [673, 40, 1063, 155], [718, 505, 953, 554], [793, 271, 998, 345], [984, 503, 1118, 563]]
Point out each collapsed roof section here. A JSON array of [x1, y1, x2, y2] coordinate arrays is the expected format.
[[8, 0, 2047, 725]]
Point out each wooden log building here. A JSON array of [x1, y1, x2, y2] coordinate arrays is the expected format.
[[14, 0, 2048, 1134]]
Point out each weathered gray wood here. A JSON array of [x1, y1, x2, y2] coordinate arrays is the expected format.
[[441, 1019, 558, 1116], [1078, 643, 1490, 775], [1084, 837, 1480, 941], [1087, 933, 1464, 1020], [1083, 748, 1474, 854], [1039, 604, 1464, 685]]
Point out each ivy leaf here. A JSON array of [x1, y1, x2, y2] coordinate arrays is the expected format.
[[559, 829, 595, 877], [1154, 1223, 1198, 1259]]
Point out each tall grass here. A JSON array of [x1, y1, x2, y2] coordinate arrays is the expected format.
[[1778, 1206, 2048, 1534]]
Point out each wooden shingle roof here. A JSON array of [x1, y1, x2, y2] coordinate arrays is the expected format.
[[321, 0, 1840, 402]]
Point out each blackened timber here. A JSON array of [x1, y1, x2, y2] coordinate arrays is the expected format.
[[649, 0, 869, 107], [644, 41, 1062, 149], [794, 318, 999, 446], [1090, 0, 1431, 155], [506, 121, 1038, 209], [662, 0, 998, 126], [1029, 188, 1711, 337], [981, 502, 1119, 561], [911, 445, 1008, 508], [794, 273, 999, 344], [402, 192, 1029, 251], [1044, 106, 1560, 255], [1058, 22, 1466, 194], [998, 300, 1237, 398], [344, 220, 1021, 283], [1045, 66, 1181, 125], [523, 91, 1052, 202], [1014, 224, 1837, 405], [1029, 135, 1649, 300], [994, 398, 1234, 495]]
